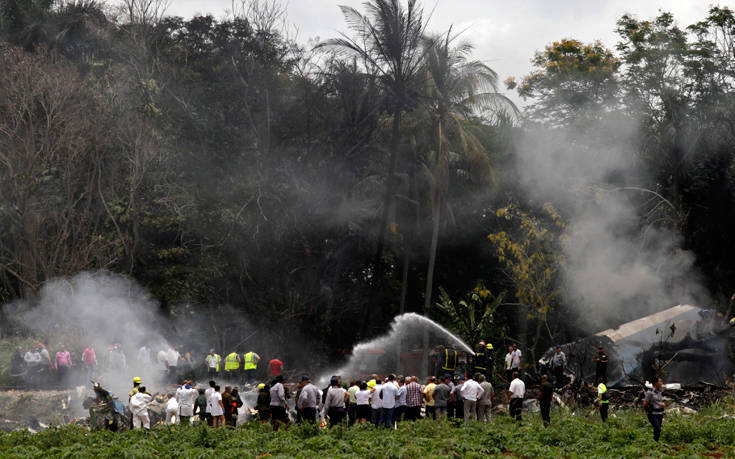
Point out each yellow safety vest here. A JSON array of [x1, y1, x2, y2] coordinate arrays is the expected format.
[[224, 352, 240, 371], [442, 349, 457, 371], [598, 383, 609, 404], [206, 354, 221, 371], [244, 352, 258, 370]]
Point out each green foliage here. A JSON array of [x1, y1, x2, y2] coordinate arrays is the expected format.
[[434, 283, 505, 349], [2, 408, 735, 457]]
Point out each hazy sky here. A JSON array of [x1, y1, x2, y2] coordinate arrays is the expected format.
[[167, 1, 713, 99]]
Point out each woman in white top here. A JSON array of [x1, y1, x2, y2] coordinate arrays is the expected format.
[[208, 385, 225, 428], [354, 382, 372, 424]]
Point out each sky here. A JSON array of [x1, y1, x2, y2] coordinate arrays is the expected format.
[[166, 0, 714, 101]]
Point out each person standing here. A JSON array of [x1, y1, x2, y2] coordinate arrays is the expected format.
[[297, 375, 321, 423], [129, 376, 143, 401], [323, 376, 349, 427], [176, 382, 198, 425], [354, 382, 371, 424], [508, 371, 525, 421], [538, 374, 553, 427], [477, 374, 494, 422], [380, 374, 399, 428], [269, 375, 288, 431], [474, 341, 488, 379], [24, 347, 42, 386], [504, 346, 513, 384], [423, 376, 437, 419], [166, 347, 181, 383], [644, 377, 665, 442], [404, 376, 422, 420], [347, 380, 359, 425], [130, 387, 153, 430], [597, 381, 609, 423], [230, 388, 244, 426], [450, 376, 464, 419], [222, 386, 235, 426], [205, 349, 221, 378], [432, 376, 451, 419], [243, 351, 260, 384], [460, 374, 485, 421], [209, 385, 225, 428], [369, 379, 383, 426], [54, 345, 72, 387], [137, 345, 151, 367], [268, 358, 283, 377], [194, 388, 208, 424], [82, 345, 96, 379], [256, 383, 271, 423], [204, 380, 216, 426], [551, 346, 567, 388], [224, 351, 241, 382], [509, 344, 522, 379], [595, 347, 609, 384], [395, 376, 407, 422]]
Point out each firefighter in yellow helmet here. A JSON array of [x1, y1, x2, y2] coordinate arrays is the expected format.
[[129, 376, 142, 401]]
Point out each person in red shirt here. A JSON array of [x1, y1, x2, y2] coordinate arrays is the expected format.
[[269, 358, 283, 376]]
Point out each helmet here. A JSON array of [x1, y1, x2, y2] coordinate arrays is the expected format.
[[367, 380, 376, 388], [486, 343, 494, 350], [133, 376, 142, 384], [257, 383, 265, 389], [729, 317, 735, 327]]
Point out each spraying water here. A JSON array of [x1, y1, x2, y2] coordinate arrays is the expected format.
[[320, 313, 474, 385]]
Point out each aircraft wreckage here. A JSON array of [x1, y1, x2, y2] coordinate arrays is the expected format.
[[540, 305, 735, 387]]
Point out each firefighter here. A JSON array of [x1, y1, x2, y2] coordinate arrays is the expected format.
[[441, 346, 458, 376], [224, 351, 241, 381], [473, 341, 488, 380]]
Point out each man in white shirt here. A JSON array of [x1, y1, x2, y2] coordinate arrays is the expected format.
[[176, 382, 198, 424], [165, 394, 179, 425], [166, 347, 180, 383], [130, 387, 153, 429], [24, 348, 42, 386], [380, 374, 399, 428], [460, 373, 485, 421], [204, 380, 216, 426], [297, 375, 322, 423], [137, 346, 151, 365], [510, 344, 522, 372], [508, 371, 525, 421]]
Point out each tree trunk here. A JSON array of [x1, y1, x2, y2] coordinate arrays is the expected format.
[[424, 117, 444, 312]]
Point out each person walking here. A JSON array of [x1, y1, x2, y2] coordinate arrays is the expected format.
[[432, 375, 451, 419], [205, 349, 221, 378], [404, 376, 422, 420], [508, 371, 525, 421], [460, 374, 485, 421], [323, 376, 348, 427], [538, 374, 553, 427], [477, 374, 494, 422], [597, 381, 610, 422], [380, 374, 399, 428], [243, 351, 260, 384], [595, 346, 609, 384], [270, 375, 289, 431], [644, 377, 665, 442], [297, 375, 321, 423], [130, 387, 153, 430], [551, 346, 567, 388], [82, 345, 97, 379]]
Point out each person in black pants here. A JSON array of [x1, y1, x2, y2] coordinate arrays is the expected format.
[[537, 374, 553, 427], [644, 377, 665, 442]]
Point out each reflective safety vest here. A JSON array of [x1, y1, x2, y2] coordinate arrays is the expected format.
[[243, 352, 258, 370], [224, 352, 240, 371], [206, 354, 221, 372], [598, 383, 609, 403], [474, 350, 487, 371], [442, 349, 457, 371]]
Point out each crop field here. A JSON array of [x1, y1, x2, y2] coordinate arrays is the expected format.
[[2, 404, 735, 458]]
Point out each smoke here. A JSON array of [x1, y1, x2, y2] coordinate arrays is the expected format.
[[516, 113, 709, 332]]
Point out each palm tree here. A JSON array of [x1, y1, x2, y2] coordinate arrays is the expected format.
[[317, 0, 428, 285], [421, 30, 517, 312]]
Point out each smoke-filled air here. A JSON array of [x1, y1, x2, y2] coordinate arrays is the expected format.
[[1, 0, 735, 454]]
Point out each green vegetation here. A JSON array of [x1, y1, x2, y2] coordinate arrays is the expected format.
[[2, 408, 735, 458]]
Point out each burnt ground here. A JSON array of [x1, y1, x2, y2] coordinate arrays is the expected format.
[[0, 388, 89, 432]]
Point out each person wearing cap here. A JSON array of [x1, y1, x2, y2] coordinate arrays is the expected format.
[[129, 377, 143, 401], [256, 383, 271, 423], [297, 375, 321, 423], [176, 381, 198, 424]]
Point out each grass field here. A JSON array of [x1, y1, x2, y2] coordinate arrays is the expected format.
[[2, 404, 735, 458]]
